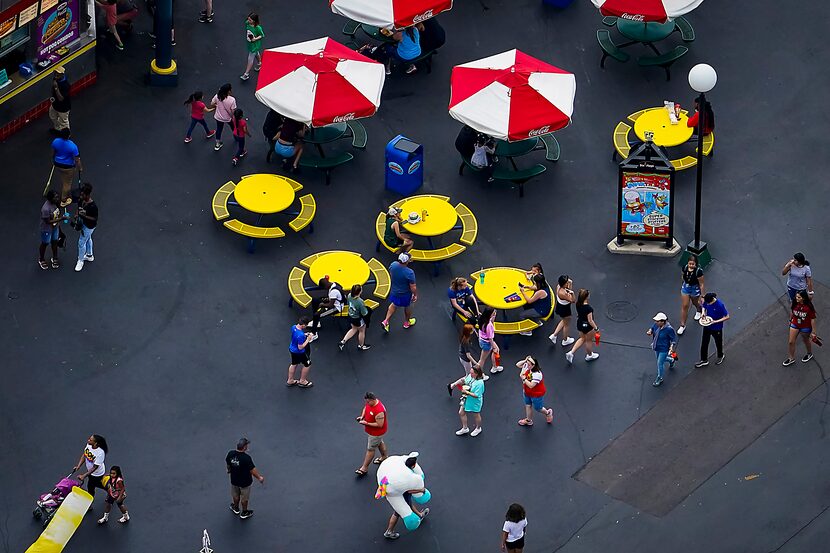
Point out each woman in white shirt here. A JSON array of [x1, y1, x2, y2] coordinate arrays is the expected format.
[[210, 83, 237, 152], [73, 434, 109, 498], [501, 503, 528, 552]]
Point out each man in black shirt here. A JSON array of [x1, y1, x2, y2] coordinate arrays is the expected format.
[[50, 66, 71, 132], [74, 183, 98, 272], [225, 438, 264, 519]]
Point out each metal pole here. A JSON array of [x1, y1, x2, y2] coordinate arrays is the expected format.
[[154, 0, 173, 69], [693, 92, 705, 250]]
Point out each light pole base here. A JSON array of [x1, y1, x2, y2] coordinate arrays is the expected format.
[[607, 238, 681, 257], [683, 241, 712, 269], [148, 59, 178, 87]]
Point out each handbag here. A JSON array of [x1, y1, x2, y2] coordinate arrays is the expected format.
[[57, 227, 66, 249]]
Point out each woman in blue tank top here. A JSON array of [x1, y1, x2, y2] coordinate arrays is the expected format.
[[384, 23, 424, 75]]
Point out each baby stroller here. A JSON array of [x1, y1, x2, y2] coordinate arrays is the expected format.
[[33, 472, 80, 527]]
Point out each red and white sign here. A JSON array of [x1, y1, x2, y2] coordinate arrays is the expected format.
[[255, 37, 385, 127], [590, 0, 704, 23], [448, 49, 575, 142], [329, 0, 452, 29]]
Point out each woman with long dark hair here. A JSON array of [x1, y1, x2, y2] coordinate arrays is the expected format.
[[565, 289, 599, 364], [518, 273, 551, 333], [548, 274, 576, 346], [678, 254, 705, 335], [783, 290, 818, 366], [210, 83, 236, 151], [501, 503, 528, 552], [782, 252, 813, 302], [74, 434, 109, 498]]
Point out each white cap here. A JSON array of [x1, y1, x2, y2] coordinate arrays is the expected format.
[[387, 206, 402, 216], [407, 452, 419, 459], [653, 312, 668, 321], [398, 252, 411, 263]]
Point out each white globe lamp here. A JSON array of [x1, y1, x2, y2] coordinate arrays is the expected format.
[[688, 64, 717, 93]]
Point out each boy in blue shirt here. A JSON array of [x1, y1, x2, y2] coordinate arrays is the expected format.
[[695, 293, 730, 367], [287, 316, 316, 387], [646, 312, 677, 387]]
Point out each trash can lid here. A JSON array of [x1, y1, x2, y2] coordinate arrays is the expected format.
[[394, 138, 420, 153]]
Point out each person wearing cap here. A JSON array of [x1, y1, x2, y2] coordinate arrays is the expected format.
[[382, 253, 417, 332], [354, 392, 388, 476], [225, 438, 265, 519], [49, 66, 71, 131], [646, 312, 677, 387], [383, 207, 413, 253], [695, 292, 729, 368]]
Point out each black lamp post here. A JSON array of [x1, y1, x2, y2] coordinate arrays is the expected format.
[[686, 63, 717, 266]]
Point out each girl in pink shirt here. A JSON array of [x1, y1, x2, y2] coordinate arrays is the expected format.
[[210, 83, 237, 151], [183, 91, 215, 143], [231, 109, 251, 166], [477, 308, 503, 374]]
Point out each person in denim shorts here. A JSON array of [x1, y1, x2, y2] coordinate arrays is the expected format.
[[39, 190, 62, 270], [678, 254, 705, 336]]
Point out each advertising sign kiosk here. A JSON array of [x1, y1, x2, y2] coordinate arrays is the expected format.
[[616, 138, 676, 250]]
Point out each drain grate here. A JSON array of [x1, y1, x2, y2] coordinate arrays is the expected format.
[[606, 301, 638, 322]]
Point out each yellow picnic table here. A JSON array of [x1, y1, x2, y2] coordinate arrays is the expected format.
[[233, 173, 296, 214], [472, 267, 532, 310], [308, 251, 371, 289], [399, 196, 459, 237], [633, 107, 694, 147]]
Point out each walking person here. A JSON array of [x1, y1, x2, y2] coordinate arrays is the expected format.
[[183, 91, 216, 143], [95, 0, 126, 50], [678, 254, 705, 335], [450, 364, 485, 436], [695, 292, 730, 367], [49, 66, 71, 131], [210, 83, 236, 151], [74, 183, 98, 272], [381, 253, 417, 332], [198, 0, 213, 22], [230, 108, 251, 166], [382, 454, 429, 540], [287, 315, 316, 388], [517, 356, 553, 426], [448, 324, 481, 392], [647, 312, 677, 387], [501, 503, 528, 553], [382, 207, 414, 253], [240, 12, 264, 81], [782, 252, 814, 302], [565, 289, 600, 364], [477, 308, 503, 374], [783, 290, 818, 366], [339, 284, 372, 351], [39, 190, 62, 270], [354, 392, 388, 476], [97, 466, 129, 524], [73, 434, 108, 499], [548, 275, 576, 347], [51, 128, 82, 207], [448, 277, 480, 320], [226, 438, 265, 520]]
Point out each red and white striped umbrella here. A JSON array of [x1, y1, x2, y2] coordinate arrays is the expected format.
[[329, 0, 452, 29], [591, 0, 704, 23], [255, 37, 385, 127], [448, 50, 575, 142]]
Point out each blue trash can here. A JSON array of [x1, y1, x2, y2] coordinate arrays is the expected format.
[[542, 0, 575, 7], [385, 135, 423, 195]]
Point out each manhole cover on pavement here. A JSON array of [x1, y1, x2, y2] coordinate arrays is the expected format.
[[606, 301, 638, 322]]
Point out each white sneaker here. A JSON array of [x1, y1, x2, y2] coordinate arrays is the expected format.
[[548, 334, 557, 345], [482, 374, 490, 381], [83, 254, 94, 262], [97, 514, 108, 524], [519, 330, 533, 336], [118, 512, 130, 523], [455, 427, 470, 436], [470, 427, 482, 437], [561, 337, 575, 346], [492, 365, 504, 373], [677, 325, 685, 335], [565, 351, 574, 364], [694, 311, 702, 321], [586, 352, 600, 362], [74, 260, 84, 272]]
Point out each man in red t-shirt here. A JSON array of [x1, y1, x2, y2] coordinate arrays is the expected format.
[[354, 392, 388, 476]]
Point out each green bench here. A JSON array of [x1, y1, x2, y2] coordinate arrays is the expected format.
[[597, 30, 630, 68], [299, 152, 354, 185], [638, 46, 688, 81], [393, 49, 437, 74], [602, 15, 618, 26], [342, 19, 360, 37], [346, 120, 367, 149], [539, 134, 560, 162], [492, 164, 547, 198], [674, 16, 695, 42]]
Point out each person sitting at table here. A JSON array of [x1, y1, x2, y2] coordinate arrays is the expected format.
[[385, 23, 425, 75], [263, 109, 284, 163], [383, 207, 414, 253], [471, 134, 496, 182], [308, 277, 347, 333], [518, 273, 552, 334], [524, 263, 545, 285], [686, 98, 715, 137], [273, 117, 306, 174], [448, 277, 480, 321], [454, 125, 478, 160]]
